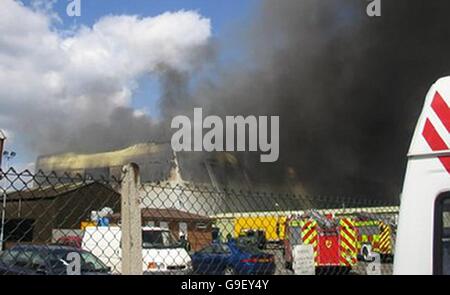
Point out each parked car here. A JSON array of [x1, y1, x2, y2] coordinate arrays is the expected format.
[[82, 226, 192, 274], [0, 245, 111, 275], [191, 240, 276, 275]]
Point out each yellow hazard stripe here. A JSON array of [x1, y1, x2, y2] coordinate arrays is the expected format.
[[301, 220, 318, 262], [303, 232, 318, 244], [339, 219, 358, 266], [378, 225, 392, 254], [340, 232, 356, 251]]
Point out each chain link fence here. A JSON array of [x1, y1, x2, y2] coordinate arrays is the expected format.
[[0, 166, 398, 275]]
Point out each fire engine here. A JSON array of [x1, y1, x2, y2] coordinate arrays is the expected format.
[[352, 214, 396, 262], [283, 210, 358, 274]]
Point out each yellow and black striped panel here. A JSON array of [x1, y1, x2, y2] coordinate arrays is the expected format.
[[339, 218, 358, 267], [378, 223, 392, 254], [300, 219, 318, 264]]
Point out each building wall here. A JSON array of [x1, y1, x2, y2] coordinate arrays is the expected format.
[[187, 223, 212, 251], [3, 184, 120, 247], [140, 184, 224, 216]]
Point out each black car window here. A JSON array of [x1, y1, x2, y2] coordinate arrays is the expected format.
[[46, 250, 109, 273], [29, 252, 46, 270], [17, 250, 35, 268], [0, 250, 16, 265], [2, 249, 36, 269], [80, 251, 109, 271], [434, 193, 450, 275], [142, 230, 178, 249]]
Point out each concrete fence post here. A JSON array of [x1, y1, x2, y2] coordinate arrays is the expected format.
[[120, 163, 143, 275]]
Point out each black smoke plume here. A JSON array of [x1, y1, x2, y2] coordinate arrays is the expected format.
[[41, 0, 450, 201], [183, 0, 450, 200]]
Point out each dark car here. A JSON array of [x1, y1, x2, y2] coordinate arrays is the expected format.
[[0, 245, 111, 275], [191, 240, 276, 275]]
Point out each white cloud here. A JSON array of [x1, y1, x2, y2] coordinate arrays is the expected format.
[[0, 0, 211, 154], [30, 0, 62, 24]]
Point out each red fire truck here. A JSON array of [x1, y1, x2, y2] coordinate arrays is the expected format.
[[283, 210, 358, 274]]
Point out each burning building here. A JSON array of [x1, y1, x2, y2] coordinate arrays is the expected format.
[[35, 143, 311, 214], [36, 142, 251, 188]]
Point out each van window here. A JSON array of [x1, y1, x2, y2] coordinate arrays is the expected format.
[[434, 193, 450, 275], [142, 230, 179, 249]]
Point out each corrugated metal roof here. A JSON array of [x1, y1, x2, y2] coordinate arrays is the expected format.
[[4, 182, 116, 202], [110, 208, 212, 222]]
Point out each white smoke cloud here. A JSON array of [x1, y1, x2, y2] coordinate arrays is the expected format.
[[0, 0, 211, 154]]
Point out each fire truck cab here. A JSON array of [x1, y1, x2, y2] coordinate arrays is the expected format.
[[394, 77, 450, 275]]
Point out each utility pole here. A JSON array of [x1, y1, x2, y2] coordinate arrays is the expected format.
[[120, 163, 143, 275]]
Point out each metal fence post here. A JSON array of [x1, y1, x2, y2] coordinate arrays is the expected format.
[[120, 163, 143, 275], [0, 192, 6, 251]]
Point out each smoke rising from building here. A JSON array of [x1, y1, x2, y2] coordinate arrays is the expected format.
[[4, 0, 450, 200], [186, 0, 450, 199]]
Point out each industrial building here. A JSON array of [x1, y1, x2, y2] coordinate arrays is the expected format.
[[35, 143, 313, 215]]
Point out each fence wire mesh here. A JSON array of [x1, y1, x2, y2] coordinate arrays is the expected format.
[[0, 167, 398, 275]]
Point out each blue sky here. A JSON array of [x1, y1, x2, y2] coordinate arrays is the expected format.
[[53, 0, 258, 34], [5, 0, 259, 170], [30, 0, 259, 115]]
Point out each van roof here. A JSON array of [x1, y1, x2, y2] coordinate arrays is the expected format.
[[408, 76, 450, 164]]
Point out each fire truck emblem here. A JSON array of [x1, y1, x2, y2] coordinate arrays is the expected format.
[[422, 91, 450, 173], [326, 240, 332, 248]]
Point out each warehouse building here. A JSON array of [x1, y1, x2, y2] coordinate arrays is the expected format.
[[1, 181, 120, 248], [34, 142, 313, 215]]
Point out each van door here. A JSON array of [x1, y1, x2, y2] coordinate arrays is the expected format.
[[434, 192, 450, 274]]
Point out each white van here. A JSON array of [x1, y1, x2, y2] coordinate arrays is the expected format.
[[394, 77, 450, 275], [82, 226, 192, 274]]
